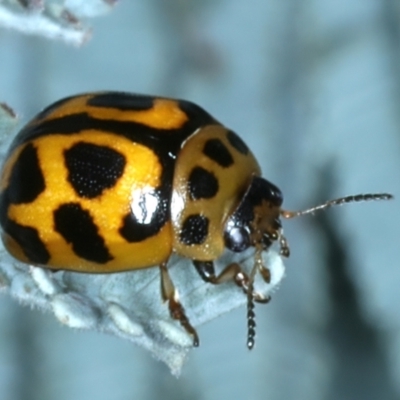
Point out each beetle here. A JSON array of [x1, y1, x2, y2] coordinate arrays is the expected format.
[[0, 92, 392, 348]]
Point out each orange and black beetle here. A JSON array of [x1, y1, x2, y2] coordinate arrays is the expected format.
[[0, 92, 392, 348]]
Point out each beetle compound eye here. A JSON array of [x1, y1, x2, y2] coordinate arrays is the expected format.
[[224, 226, 251, 252]]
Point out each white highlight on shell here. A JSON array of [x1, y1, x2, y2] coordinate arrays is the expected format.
[[130, 186, 159, 225]]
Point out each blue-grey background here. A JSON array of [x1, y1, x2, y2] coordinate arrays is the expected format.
[[0, 1, 399, 399]]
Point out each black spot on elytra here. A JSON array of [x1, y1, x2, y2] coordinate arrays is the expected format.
[[180, 214, 209, 245], [188, 167, 219, 200], [227, 130, 249, 155], [87, 93, 154, 111], [54, 203, 113, 264], [203, 138, 234, 168], [0, 218, 50, 264], [64, 142, 125, 198], [6, 143, 45, 204], [119, 214, 162, 242]]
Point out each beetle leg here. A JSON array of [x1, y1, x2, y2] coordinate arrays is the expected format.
[[159, 262, 199, 347], [192, 260, 268, 303], [257, 263, 271, 283], [278, 231, 290, 257]]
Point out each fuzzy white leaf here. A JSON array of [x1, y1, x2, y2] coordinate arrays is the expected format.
[[0, 247, 285, 375], [0, 0, 118, 45]]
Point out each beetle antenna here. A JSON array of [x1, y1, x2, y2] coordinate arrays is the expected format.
[[280, 193, 393, 219]]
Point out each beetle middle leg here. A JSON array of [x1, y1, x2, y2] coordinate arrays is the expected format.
[[159, 262, 199, 346], [193, 260, 270, 303]]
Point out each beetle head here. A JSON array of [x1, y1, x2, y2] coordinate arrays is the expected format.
[[224, 176, 287, 256]]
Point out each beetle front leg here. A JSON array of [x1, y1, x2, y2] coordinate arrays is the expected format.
[[159, 262, 199, 347], [193, 260, 269, 303]]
